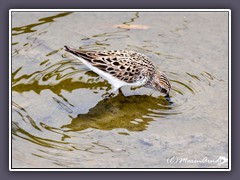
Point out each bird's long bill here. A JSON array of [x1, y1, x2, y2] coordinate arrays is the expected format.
[[164, 94, 174, 105]]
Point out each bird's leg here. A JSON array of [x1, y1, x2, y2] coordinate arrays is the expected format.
[[111, 86, 119, 94], [118, 88, 123, 95]]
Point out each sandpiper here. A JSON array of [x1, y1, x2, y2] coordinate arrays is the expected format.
[[64, 46, 172, 100]]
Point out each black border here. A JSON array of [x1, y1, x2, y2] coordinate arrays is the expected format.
[[10, 9, 230, 171]]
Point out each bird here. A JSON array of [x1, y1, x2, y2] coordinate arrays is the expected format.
[[64, 45, 172, 101]]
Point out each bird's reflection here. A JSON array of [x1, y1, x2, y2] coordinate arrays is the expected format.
[[62, 93, 171, 132]]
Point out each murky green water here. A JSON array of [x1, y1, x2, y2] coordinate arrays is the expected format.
[[11, 11, 229, 168]]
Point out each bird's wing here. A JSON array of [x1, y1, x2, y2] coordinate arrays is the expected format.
[[65, 46, 153, 83]]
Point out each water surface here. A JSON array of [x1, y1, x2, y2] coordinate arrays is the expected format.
[[11, 11, 229, 168]]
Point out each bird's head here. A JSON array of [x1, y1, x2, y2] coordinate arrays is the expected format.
[[151, 70, 171, 97]]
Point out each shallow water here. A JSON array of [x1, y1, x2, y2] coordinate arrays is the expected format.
[[11, 11, 229, 168]]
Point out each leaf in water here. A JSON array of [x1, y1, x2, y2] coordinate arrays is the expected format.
[[113, 24, 149, 30]]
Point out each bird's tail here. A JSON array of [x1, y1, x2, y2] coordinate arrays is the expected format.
[[64, 45, 72, 52]]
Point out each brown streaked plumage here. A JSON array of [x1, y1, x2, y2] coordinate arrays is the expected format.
[[64, 45, 171, 98]]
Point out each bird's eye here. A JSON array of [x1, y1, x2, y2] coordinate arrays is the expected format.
[[161, 88, 167, 94]]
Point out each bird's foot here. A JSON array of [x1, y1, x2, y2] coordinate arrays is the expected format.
[[102, 92, 114, 100], [102, 88, 123, 100]]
